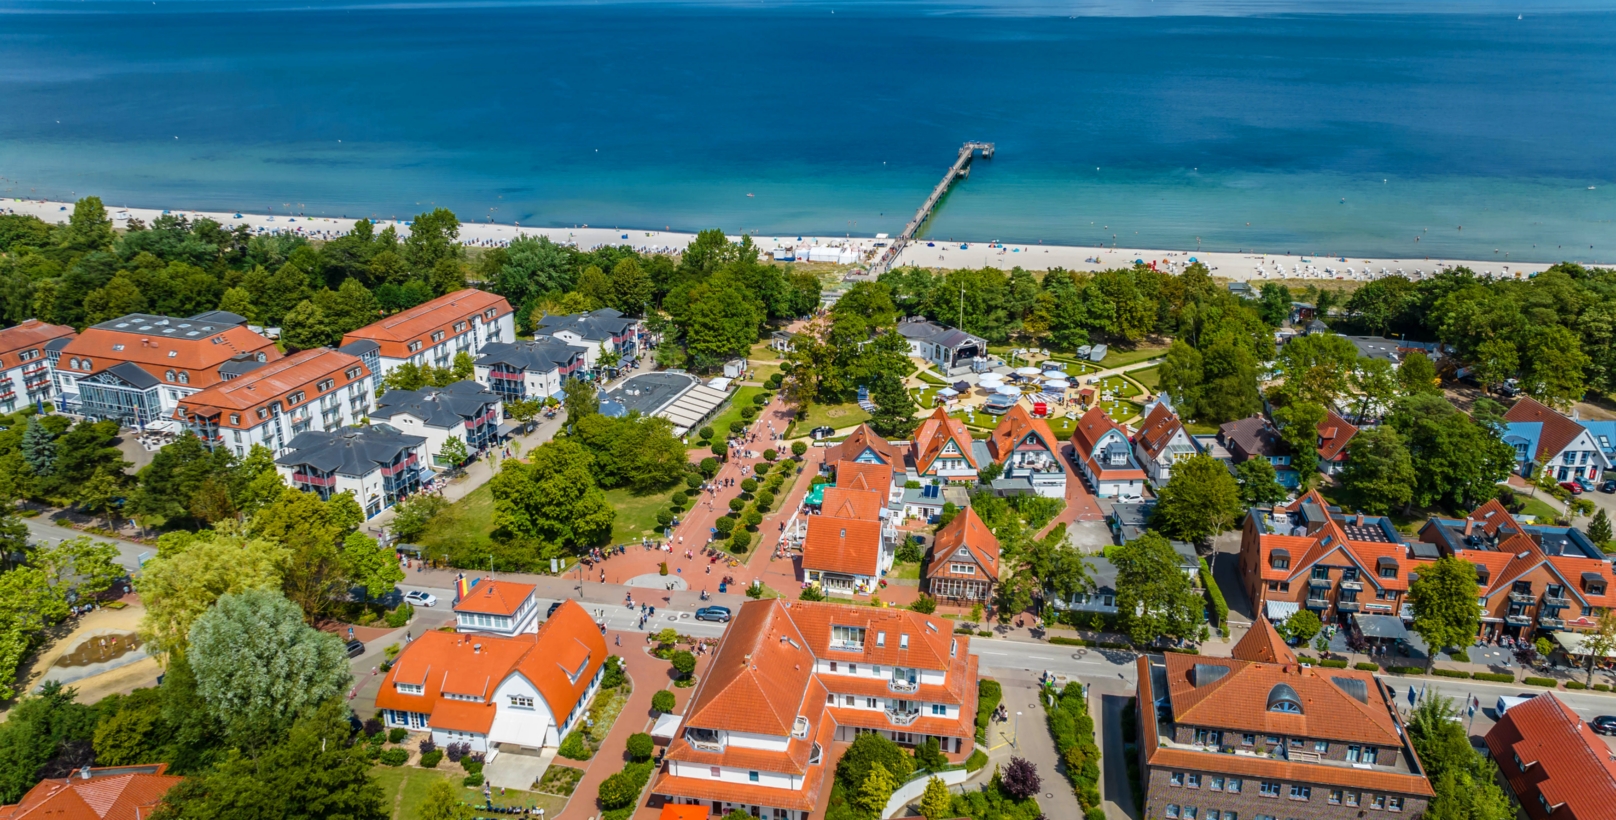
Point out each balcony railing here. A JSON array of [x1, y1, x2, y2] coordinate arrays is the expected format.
[[382, 455, 418, 476], [688, 739, 724, 753], [293, 472, 336, 487], [1505, 614, 1533, 626], [888, 679, 919, 694], [1340, 580, 1363, 591], [1305, 598, 1330, 609], [1509, 591, 1535, 604], [885, 710, 920, 726], [1308, 577, 1332, 588], [1543, 595, 1570, 608], [1538, 617, 1566, 629], [1337, 601, 1361, 613]]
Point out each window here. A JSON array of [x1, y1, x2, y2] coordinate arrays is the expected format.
[[1183, 808, 1197, 820], [1347, 745, 1360, 762], [1362, 747, 1379, 765], [710, 767, 720, 778], [1311, 567, 1329, 580], [178, 371, 189, 384], [1224, 814, 1236, 820], [166, 370, 176, 382], [1289, 786, 1310, 801], [1166, 806, 1180, 819], [748, 771, 759, 783], [1171, 772, 1184, 787], [1329, 790, 1342, 804], [1187, 774, 1201, 789], [70, 358, 80, 369], [1260, 782, 1280, 798], [1206, 813, 1219, 820], [829, 662, 837, 672], [395, 682, 423, 695], [1388, 797, 1402, 812], [844, 695, 855, 706], [1272, 556, 1289, 570], [1242, 734, 1255, 746], [900, 634, 909, 649], [346, 367, 363, 380], [432, 331, 445, 342], [287, 391, 305, 405], [866, 698, 877, 708], [167, 350, 178, 358], [849, 664, 858, 674], [931, 704, 946, 715], [1227, 779, 1242, 794], [230, 414, 240, 425], [1195, 729, 1221, 746], [508, 695, 534, 709], [826, 693, 835, 704], [1314, 741, 1328, 753], [1210, 778, 1223, 792], [408, 341, 422, 352], [1288, 738, 1302, 748], [1371, 795, 1385, 810], [317, 379, 334, 393], [455, 322, 467, 333], [876, 632, 885, 647], [257, 408, 268, 420], [831, 626, 866, 649], [1379, 565, 1397, 579], [950, 563, 976, 575]]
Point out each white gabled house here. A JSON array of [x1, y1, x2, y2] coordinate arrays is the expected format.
[[1132, 398, 1198, 488]]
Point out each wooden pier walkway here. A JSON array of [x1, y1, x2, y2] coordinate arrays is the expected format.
[[868, 141, 994, 276]]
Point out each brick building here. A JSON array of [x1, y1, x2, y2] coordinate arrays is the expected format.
[[1484, 692, 1616, 820], [1137, 619, 1433, 820], [925, 506, 1000, 604]]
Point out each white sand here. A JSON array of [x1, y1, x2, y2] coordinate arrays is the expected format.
[[4, 198, 1560, 282]]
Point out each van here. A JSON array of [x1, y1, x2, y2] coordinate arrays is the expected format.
[[1496, 695, 1535, 716]]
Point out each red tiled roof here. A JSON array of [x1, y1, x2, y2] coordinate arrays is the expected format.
[[1231, 616, 1296, 664], [1071, 406, 1146, 480], [826, 424, 901, 468], [679, 599, 817, 739], [59, 322, 279, 391], [659, 805, 711, 820], [802, 516, 883, 577], [1506, 396, 1587, 462], [1147, 746, 1435, 796], [912, 407, 978, 474], [987, 404, 1057, 464], [0, 766, 182, 820], [819, 487, 884, 522], [1316, 409, 1358, 463], [176, 348, 367, 427], [1163, 652, 1404, 748], [1134, 402, 1187, 461], [453, 579, 535, 616], [651, 773, 822, 812], [340, 289, 512, 359], [0, 319, 74, 371], [784, 601, 960, 671], [1485, 693, 1616, 820], [835, 461, 893, 495], [928, 507, 1000, 582], [1251, 491, 1412, 592]]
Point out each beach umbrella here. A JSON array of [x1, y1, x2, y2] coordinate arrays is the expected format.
[[938, 387, 959, 398], [978, 373, 1003, 383], [952, 381, 971, 392], [1044, 379, 1071, 390], [1016, 367, 1041, 376], [997, 385, 1021, 395], [1042, 370, 1069, 380]]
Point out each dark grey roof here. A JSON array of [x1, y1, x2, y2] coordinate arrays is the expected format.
[[532, 308, 635, 342], [372, 380, 499, 429], [477, 339, 587, 373], [218, 353, 267, 378], [896, 319, 981, 349], [105, 361, 159, 388], [1111, 501, 1158, 543], [603, 371, 695, 416], [189, 309, 249, 326], [337, 339, 380, 357], [1355, 613, 1409, 641], [92, 313, 244, 336], [1219, 415, 1288, 459], [44, 337, 72, 353], [275, 424, 426, 475]]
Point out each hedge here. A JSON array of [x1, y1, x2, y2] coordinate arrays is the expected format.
[[1522, 676, 1559, 687], [1473, 672, 1515, 683], [1318, 659, 1349, 669], [976, 679, 1001, 743], [1566, 681, 1588, 690], [1596, 684, 1612, 692], [1354, 662, 1381, 672], [378, 748, 408, 766], [1432, 669, 1471, 679], [1048, 682, 1104, 815], [965, 749, 989, 772], [1387, 666, 1426, 675], [1198, 558, 1228, 628], [1164, 646, 1201, 656]]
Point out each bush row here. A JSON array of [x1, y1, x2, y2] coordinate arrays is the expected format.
[[976, 679, 1001, 743], [1047, 682, 1107, 820], [1198, 558, 1228, 628]]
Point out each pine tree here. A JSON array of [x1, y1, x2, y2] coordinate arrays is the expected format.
[[867, 372, 917, 439], [20, 417, 55, 476], [1590, 508, 1613, 547], [919, 777, 953, 820]]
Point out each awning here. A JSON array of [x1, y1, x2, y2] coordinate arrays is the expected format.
[[1266, 601, 1299, 621], [651, 712, 684, 739], [1555, 631, 1616, 658], [1355, 614, 1410, 641], [497, 422, 520, 437]]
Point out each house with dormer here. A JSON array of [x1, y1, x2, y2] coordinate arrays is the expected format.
[[1238, 490, 1416, 625], [910, 407, 983, 483], [374, 599, 606, 753], [1316, 410, 1358, 476], [1485, 692, 1616, 820], [1133, 399, 1199, 487], [453, 578, 541, 637], [1503, 396, 1612, 485], [925, 507, 1000, 604], [802, 485, 890, 596], [986, 404, 1066, 498], [1070, 406, 1146, 498]]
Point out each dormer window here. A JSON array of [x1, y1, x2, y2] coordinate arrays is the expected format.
[[395, 682, 424, 695], [876, 631, 886, 647], [899, 634, 909, 650], [1378, 557, 1398, 579], [1267, 683, 1303, 714], [830, 626, 865, 650], [1270, 549, 1290, 570], [177, 372, 189, 384], [166, 370, 176, 382], [792, 716, 809, 739]]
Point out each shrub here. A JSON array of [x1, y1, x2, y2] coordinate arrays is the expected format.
[[388, 727, 408, 744], [1523, 676, 1558, 687], [1597, 684, 1613, 692], [598, 761, 656, 810], [768, 373, 784, 388], [1387, 665, 1426, 675], [1002, 756, 1042, 801], [976, 679, 1002, 742], [978, 630, 992, 637], [627, 732, 655, 762], [753, 392, 769, 407], [699, 425, 714, 441], [965, 749, 989, 772], [792, 441, 808, 457], [729, 421, 745, 434], [745, 583, 764, 599], [731, 530, 752, 552], [1047, 681, 1103, 813], [1473, 672, 1515, 683], [711, 441, 726, 456], [799, 585, 826, 602], [699, 457, 719, 477], [1049, 636, 1092, 647], [418, 738, 436, 755], [729, 498, 745, 514], [743, 509, 763, 530], [601, 655, 626, 689], [462, 774, 483, 788], [1354, 662, 1381, 671], [656, 510, 673, 527], [653, 690, 677, 714], [764, 449, 778, 461], [1318, 659, 1349, 668], [757, 490, 775, 510], [1566, 680, 1588, 690], [379, 748, 408, 766], [753, 461, 770, 476], [714, 517, 735, 536], [1197, 558, 1228, 627], [909, 595, 938, 615], [672, 650, 697, 681], [419, 749, 444, 767], [741, 478, 758, 494], [363, 717, 384, 737], [558, 731, 592, 760], [385, 602, 413, 628], [740, 406, 757, 421], [1448, 649, 1470, 662], [445, 742, 468, 763], [1432, 668, 1471, 678]]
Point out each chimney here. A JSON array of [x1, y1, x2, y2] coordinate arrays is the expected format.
[[1463, 519, 1475, 537], [79, 767, 91, 780], [473, 643, 482, 654], [1356, 513, 1365, 526]]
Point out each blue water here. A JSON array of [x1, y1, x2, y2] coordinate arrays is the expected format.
[[2, 0, 1614, 261]]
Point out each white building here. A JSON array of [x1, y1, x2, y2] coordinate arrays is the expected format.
[[1132, 399, 1199, 488], [340, 289, 515, 380], [371, 380, 506, 467], [473, 338, 589, 404], [452, 578, 541, 637], [177, 348, 373, 456], [273, 424, 427, 519], [531, 308, 642, 371], [0, 319, 75, 414]]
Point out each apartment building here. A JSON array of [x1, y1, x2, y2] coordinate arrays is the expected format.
[[652, 599, 977, 820], [176, 348, 372, 456], [0, 319, 75, 414], [986, 403, 1067, 498], [340, 289, 514, 379], [1418, 500, 1616, 640], [55, 311, 280, 427], [371, 380, 505, 465], [1137, 619, 1433, 820], [273, 425, 426, 519], [473, 338, 588, 403], [531, 308, 642, 371]]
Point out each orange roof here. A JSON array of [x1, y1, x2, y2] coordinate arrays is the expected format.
[[375, 600, 605, 734], [0, 319, 74, 371], [176, 348, 368, 426], [987, 404, 1057, 463], [1231, 616, 1296, 664], [453, 578, 535, 616], [911, 406, 978, 474], [834, 461, 892, 495], [785, 601, 961, 671], [826, 424, 901, 467], [680, 599, 817, 739], [659, 805, 712, 820], [1162, 652, 1403, 747], [802, 515, 883, 577], [651, 773, 822, 812], [340, 289, 512, 359], [1485, 693, 1616, 820], [59, 319, 279, 391], [1133, 401, 1186, 461], [1316, 409, 1358, 463], [928, 507, 1000, 582], [819, 486, 884, 521], [1506, 396, 1588, 461], [1250, 491, 1412, 592], [0, 765, 181, 820], [1070, 406, 1146, 480]]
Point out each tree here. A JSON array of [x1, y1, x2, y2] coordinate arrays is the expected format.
[[562, 377, 598, 422], [1408, 557, 1481, 672], [610, 257, 652, 316], [1235, 457, 1287, 506], [1339, 426, 1417, 515], [1349, 356, 1399, 424], [1580, 611, 1616, 685], [92, 689, 163, 766], [20, 417, 55, 477], [1388, 393, 1514, 510], [419, 779, 473, 820], [1396, 350, 1440, 395], [626, 732, 655, 762], [403, 208, 462, 275], [1152, 454, 1243, 546], [1000, 756, 1041, 801], [1272, 333, 1359, 408], [919, 777, 953, 820], [389, 494, 447, 544], [837, 732, 914, 794], [279, 299, 336, 349], [671, 649, 696, 681], [249, 489, 352, 622], [1278, 609, 1323, 643], [1521, 324, 1590, 410], [341, 532, 403, 601], [1471, 337, 1519, 393], [489, 439, 614, 556], [867, 371, 917, 439], [62, 196, 116, 253], [1407, 694, 1515, 820], [1157, 341, 1203, 410], [1111, 532, 1205, 646], [856, 762, 897, 814], [651, 690, 676, 714], [0, 568, 69, 699], [437, 435, 469, 469], [1194, 336, 1262, 423], [0, 682, 99, 804], [32, 536, 122, 601], [187, 588, 352, 747], [1590, 508, 1613, 547]]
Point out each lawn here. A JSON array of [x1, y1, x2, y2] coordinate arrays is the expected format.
[[798, 401, 872, 433], [419, 476, 677, 557], [889, 561, 922, 581], [705, 386, 767, 439], [1129, 365, 1161, 390], [1098, 343, 1170, 369], [1098, 399, 1144, 423], [1514, 494, 1563, 523], [371, 766, 568, 820], [606, 485, 680, 543], [1041, 356, 1099, 376], [913, 368, 949, 386]]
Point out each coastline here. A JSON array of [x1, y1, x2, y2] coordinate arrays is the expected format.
[[5, 198, 1580, 282]]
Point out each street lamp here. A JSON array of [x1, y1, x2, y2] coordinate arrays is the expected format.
[[1013, 711, 1022, 749]]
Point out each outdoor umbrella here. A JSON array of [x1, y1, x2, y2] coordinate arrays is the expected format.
[[1042, 370, 1070, 380], [1016, 367, 1041, 376], [937, 387, 959, 398], [1044, 379, 1071, 390], [997, 385, 1022, 395], [978, 373, 1004, 383]]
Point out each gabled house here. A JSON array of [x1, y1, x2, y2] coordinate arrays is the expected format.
[[1503, 396, 1612, 484], [531, 308, 641, 370], [911, 407, 983, 483], [1315, 410, 1358, 476], [925, 507, 999, 604], [986, 404, 1066, 498], [1484, 693, 1616, 820], [833, 460, 899, 508], [474, 338, 589, 403], [1069, 406, 1145, 498], [0, 764, 183, 820], [1238, 490, 1415, 625], [802, 489, 888, 597], [896, 319, 986, 375], [1133, 399, 1198, 487], [371, 380, 505, 464], [375, 599, 606, 753], [1218, 414, 1298, 488], [826, 424, 902, 471], [453, 578, 541, 637]]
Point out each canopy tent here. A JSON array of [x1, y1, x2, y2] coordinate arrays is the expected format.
[[1554, 630, 1616, 658], [650, 712, 684, 739], [996, 385, 1021, 395], [1355, 614, 1411, 642], [937, 387, 959, 398], [1044, 379, 1071, 390], [1015, 367, 1041, 376], [1265, 601, 1300, 622], [978, 371, 1003, 380], [952, 381, 971, 392]]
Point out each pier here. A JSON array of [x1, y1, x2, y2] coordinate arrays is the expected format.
[[868, 141, 995, 276]]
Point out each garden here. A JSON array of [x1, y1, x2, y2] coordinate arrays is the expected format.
[[558, 656, 631, 761]]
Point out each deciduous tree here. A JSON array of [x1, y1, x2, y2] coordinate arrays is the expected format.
[[1339, 426, 1416, 515], [1408, 557, 1481, 672], [1152, 454, 1243, 546], [1111, 532, 1205, 646]]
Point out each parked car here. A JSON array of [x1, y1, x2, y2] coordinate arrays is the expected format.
[[546, 602, 562, 618], [695, 606, 731, 623], [1578, 478, 1596, 492], [1560, 481, 1584, 495], [1602, 479, 1616, 494], [345, 639, 366, 659], [404, 590, 437, 607], [1592, 716, 1616, 735]]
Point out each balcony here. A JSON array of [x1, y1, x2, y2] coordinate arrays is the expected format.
[[885, 710, 920, 727], [1305, 598, 1330, 609], [1308, 577, 1332, 588], [1505, 614, 1534, 627], [1337, 601, 1361, 613], [292, 472, 336, 487], [1538, 617, 1566, 629], [1340, 579, 1363, 592], [888, 679, 919, 694], [1509, 591, 1535, 604], [382, 455, 419, 476], [688, 739, 724, 753], [1543, 594, 1571, 608]]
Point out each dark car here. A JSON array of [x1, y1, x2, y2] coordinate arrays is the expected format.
[[546, 602, 562, 618], [345, 639, 365, 659], [1560, 481, 1584, 495], [1602, 479, 1616, 494], [695, 606, 731, 623], [1592, 716, 1616, 736]]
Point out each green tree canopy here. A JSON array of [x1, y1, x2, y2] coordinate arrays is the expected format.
[[1111, 532, 1206, 646], [1152, 454, 1243, 545], [1408, 557, 1481, 671]]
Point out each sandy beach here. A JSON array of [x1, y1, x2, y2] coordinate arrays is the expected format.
[[4, 198, 1573, 282]]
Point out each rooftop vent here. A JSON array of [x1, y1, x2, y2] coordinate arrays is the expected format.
[[1192, 663, 1230, 687]]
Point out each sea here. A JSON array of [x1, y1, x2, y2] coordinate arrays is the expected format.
[[1, 0, 1614, 262]]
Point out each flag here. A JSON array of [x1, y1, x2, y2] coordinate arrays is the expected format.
[[1408, 686, 1417, 706], [1470, 695, 1479, 716]]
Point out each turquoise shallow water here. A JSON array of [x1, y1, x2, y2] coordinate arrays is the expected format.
[[0, 0, 1613, 261]]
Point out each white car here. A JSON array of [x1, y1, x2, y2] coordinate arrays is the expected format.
[[404, 590, 437, 607]]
